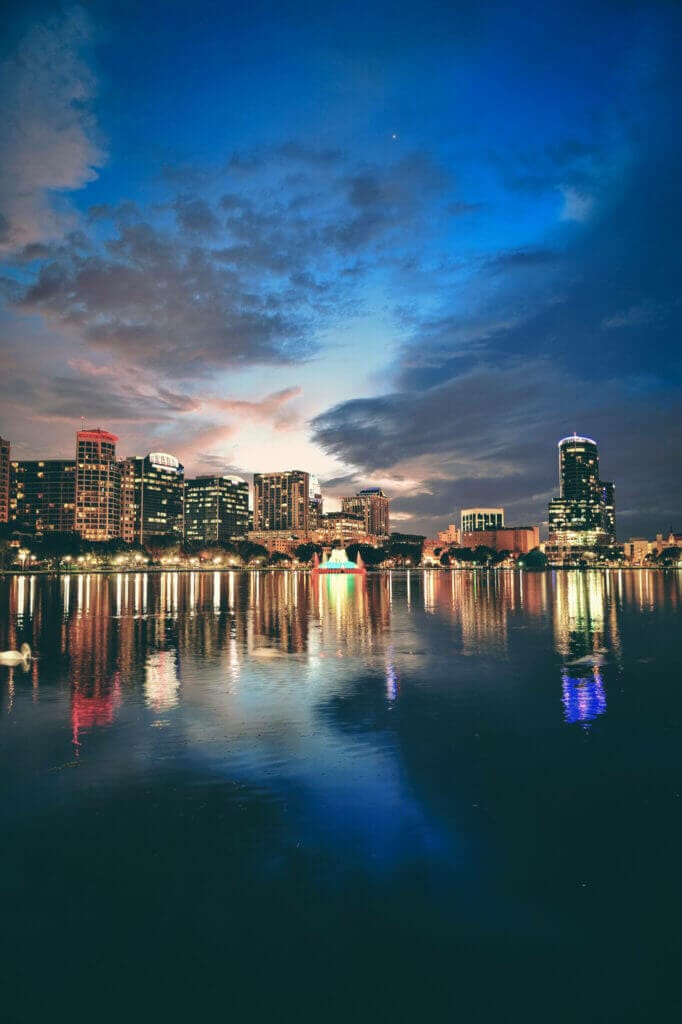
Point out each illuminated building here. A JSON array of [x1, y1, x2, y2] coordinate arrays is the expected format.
[[185, 475, 249, 543], [75, 429, 121, 541], [461, 525, 539, 554], [461, 508, 504, 533], [247, 529, 305, 554], [623, 538, 650, 564], [437, 524, 460, 546], [309, 474, 323, 530], [601, 480, 616, 539], [119, 457, 136, 543], [254, 470, 310, 532], [311, 512, 367, 547], [9, 459, 76, 533], [119, 452, 184, 544], [0, 435, 10, 523], [341, 488, 390, 538], [547, 434, 615, 548]]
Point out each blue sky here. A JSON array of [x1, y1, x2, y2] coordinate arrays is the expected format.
[[1, 0, 680, 536]]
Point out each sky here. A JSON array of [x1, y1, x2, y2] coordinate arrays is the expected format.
[[1, 0, 680, 538]]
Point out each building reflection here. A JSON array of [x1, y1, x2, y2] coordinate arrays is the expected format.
[[561, 667, 607, 725], [552, 572, 618, 726], [6, 568, 680, 740]]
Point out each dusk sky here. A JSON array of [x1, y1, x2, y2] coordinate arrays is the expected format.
[[1, 0, 680, 537]]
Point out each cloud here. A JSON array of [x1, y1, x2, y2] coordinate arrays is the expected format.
[[559, 185, 594, 222], [0, 6, 104, 251], [211, 386, 303, 430]]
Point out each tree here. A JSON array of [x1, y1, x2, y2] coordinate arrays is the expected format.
[[659, 546, 681, 564], [473, 545, 496, 566], [268, 550, 291, 566], [452, 547, 476, 564], [144, 534, 182, 561], [234, 541, 269, 564], [0, 537, 12, 573], [346, 543, 387, 567], [37, 531, 82, 569], [519, 548, 547, 570], [294, 543, 323, 563]]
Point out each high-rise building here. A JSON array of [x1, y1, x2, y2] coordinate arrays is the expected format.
[[308, 474, 323, 531], [9, 460, 76, 533], [461, 508, 504, 533], [0, 436, 9, 524], [119, 452, 184, 544], [119, 457, 137, 544], [75, 429, 121, 541], [601, 480, 616, 541], [547, 434, 615, 546], [341, 488, 390, 538], [185, 476, 249, 544], [254, 471, 310, 532]]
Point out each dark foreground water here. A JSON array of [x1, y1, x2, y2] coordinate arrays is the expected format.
[[1, 569, 680, 1020]]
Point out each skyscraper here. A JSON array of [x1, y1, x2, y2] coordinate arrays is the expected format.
[[254, 471, 310, 532], [341, 488, 390, 538], [0, 436, 9, 524], [119, 452, 184, 544], [548, 434, 616, 546], [308, 474, 323, 531], [9, 460, 76, 534], [75, 429, 121, 541], [184, 476, 249, 544]]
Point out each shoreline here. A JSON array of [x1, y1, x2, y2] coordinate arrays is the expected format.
[[1, 564, 679, 577]]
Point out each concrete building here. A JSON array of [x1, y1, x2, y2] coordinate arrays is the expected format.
[[184, 475, 249, 544], [254, 471, 310, 532], [437, 524, 460, 546], [461, 526, 539, 554], [75, 429, 121, 541], [622, 538, 651, 564], [341, 488, 390, 538], [247, 530, 306, 555], [461, 508, 504, 533], [311, 512, 367, 547], [9, 459, 76, 534]]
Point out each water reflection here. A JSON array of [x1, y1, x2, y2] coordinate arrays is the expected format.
[[0, 570, 679, 739]]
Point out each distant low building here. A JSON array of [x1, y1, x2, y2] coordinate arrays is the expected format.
[[247, 530, 306, 555], [623, 538, 651, 564], [650, 531, 682, 555], [437, 524, 460, 546], [461, 526, 539, 554]]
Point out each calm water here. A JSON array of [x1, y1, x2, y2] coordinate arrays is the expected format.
[[1, 569, 680, 1019]]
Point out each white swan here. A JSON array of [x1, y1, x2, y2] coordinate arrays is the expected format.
[[0, 643, 31, 666]]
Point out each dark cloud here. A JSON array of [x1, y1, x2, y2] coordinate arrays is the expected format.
[[173, 196, 220, 234]]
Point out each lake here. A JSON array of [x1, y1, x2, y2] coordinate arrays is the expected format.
[[1, 569, 680, 1020]]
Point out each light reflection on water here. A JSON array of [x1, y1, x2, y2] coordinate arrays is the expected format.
[[1, 568, 681, 1017], [0, 569, 680, 738]]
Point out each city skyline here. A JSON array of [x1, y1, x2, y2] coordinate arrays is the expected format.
[[1, 2, 681, 539]]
